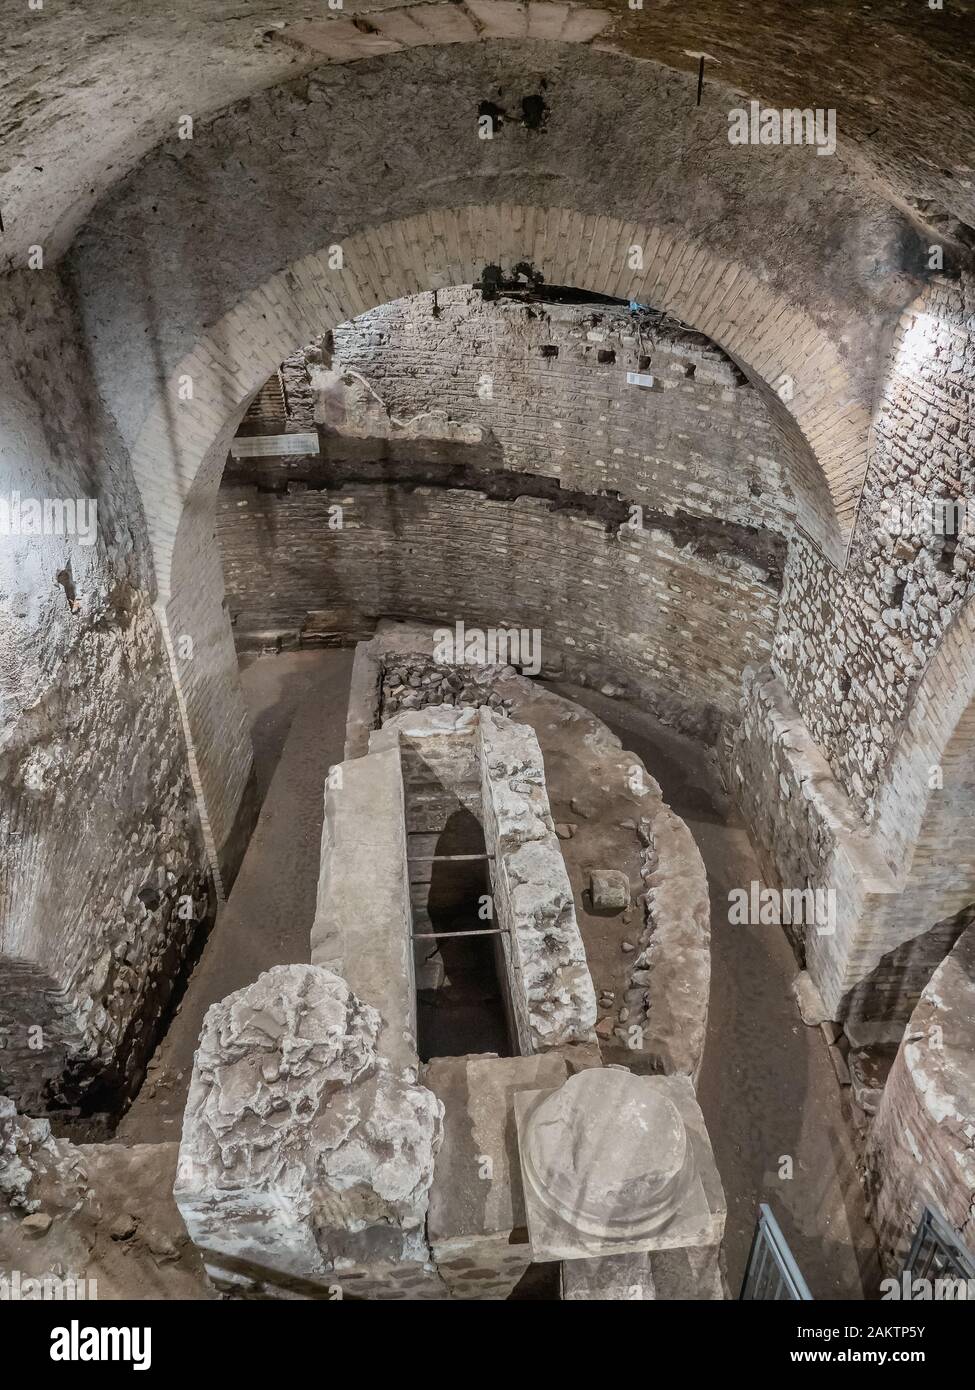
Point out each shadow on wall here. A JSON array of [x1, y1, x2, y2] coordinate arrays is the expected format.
[[844, 901, 975, 1023], [416, 807, 512, 1063]]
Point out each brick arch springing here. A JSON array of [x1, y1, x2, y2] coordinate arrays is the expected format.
[[128, 205, 868, 890], [845, 597, 975, 1022]]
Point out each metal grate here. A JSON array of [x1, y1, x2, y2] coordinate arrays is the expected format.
[[903, 1207, 975, 1288], [740, 1204, 813, 1301]]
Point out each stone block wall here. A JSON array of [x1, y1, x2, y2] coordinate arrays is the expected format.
[[478, 706, 597, 1052]]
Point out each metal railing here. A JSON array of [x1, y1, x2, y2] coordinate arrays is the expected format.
[[903, 1207, 975, 1288], [740, 1204, 813, 1301]]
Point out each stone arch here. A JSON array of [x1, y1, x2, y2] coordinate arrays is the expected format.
[[127, 205, 869, 890]]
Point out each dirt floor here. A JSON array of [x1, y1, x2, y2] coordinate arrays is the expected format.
[[117, 647, 878, 1300], [550, 683, 880, 1301], [120, 649, 354, 1144]]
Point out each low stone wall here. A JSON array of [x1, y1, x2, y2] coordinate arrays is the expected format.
[[344, 622, 711, 1082], [478, 706, 598, 1053], [625, 804, 712, 1083], [310, 744, 416, 1074], [864, 926, 975, 1273], [726, 665, 909, 1022], [218, 481, 778, 740]]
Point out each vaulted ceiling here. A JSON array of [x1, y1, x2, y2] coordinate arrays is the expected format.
[[1, 0, 973, 269]]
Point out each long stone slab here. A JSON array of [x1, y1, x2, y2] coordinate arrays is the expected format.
[[311, 745, 417, 1072]]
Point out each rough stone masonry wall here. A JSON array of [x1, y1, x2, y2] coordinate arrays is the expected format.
[[0, 272, 211, 1112], [727, 274, 975, 1019], [772, 275, 975, 821], [345, 624, 712, 1082]]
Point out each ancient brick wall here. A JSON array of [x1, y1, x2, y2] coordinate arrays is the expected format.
[[218, 293, 786, 735], [771, 275, 975, 820], [326, 290, 794, 534], [219, 483, 778, 737], [865, 925, 975, 1274]]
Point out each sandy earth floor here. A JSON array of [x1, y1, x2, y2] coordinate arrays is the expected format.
[[120, 650, 354, 1144], [551, 684, 879, 1300], [117, 648, 877, 1299]]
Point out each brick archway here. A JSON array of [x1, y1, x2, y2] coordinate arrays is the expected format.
[[850, 598, 975, 1021], [128, 205, 869, 889]]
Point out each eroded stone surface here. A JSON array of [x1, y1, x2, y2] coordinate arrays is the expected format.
[[590, 869, 630, 913], [515, 1069, 724, 1261], [480, 706, 598, 1051], [175, 965, 444, 1287]]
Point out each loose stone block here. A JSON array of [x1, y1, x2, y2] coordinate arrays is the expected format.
[[589, 868, 631, 912]]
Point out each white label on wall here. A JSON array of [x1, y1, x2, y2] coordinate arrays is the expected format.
[[626, 371, 656, 388], [230, 432, 320, 458]]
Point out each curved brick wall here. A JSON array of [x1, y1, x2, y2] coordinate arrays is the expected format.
[[865, 925, 975, 1273], [218, 290, 788, 735], [219, 485, 778, 737]]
